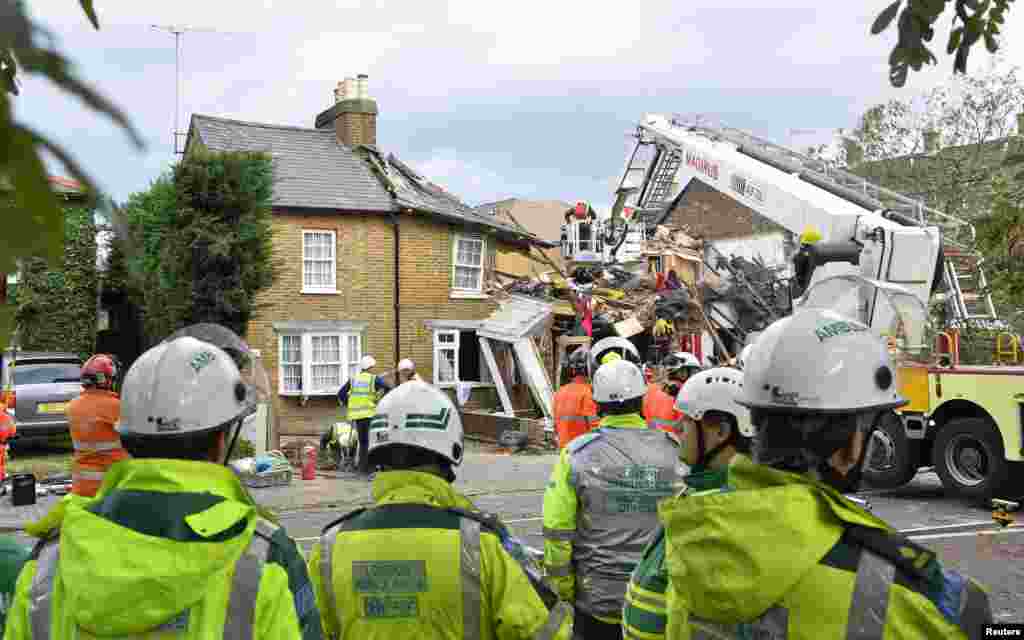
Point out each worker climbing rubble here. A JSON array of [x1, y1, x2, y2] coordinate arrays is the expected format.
[[658, 308, 993, 638], [643, 352, 702, 436], [553, 347, 598, 450], [544, 358, 680, 640], [624, 366, 754, 640], [309, 380, 573, 640], [65, 353, 127, 497], [4, 324, 322, 640]]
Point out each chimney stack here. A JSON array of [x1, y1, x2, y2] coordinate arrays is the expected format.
[[316, 74, 378, 146], [923, 129, 940, 154]]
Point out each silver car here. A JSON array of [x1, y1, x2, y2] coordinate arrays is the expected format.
[[0, 352, 83, 439]]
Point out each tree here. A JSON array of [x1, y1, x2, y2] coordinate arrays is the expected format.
[[116, 152, 278, 345], [1, 1, 143, 349], [975, 174, 1024, 334], [871, 0, 1014, 87], [840, 60, 1024, 231]]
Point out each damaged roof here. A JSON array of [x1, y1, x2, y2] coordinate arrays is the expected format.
[[188, 114, 549, 245]]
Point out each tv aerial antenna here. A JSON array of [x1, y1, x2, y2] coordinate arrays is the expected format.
[[151, 24, 233, 154]]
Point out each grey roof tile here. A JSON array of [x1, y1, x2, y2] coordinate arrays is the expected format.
[[191, 115, 394, 212], [189, 114, 547, 244]]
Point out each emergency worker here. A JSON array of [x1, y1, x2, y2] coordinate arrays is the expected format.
[[553, 347, 598, 449], [659, 308, 993, 639], [588, 337, 642, 379], [544, 359, 679, 640], [65, 354, 128, 497], [396, 358, 422, 383], [0, 535, 29, 631], [309, 380, 573, 640], [338, 355, 393, 475], [643, 352, 701, 435], [623, 368, 753, 640], [4, 327, 322, 640]]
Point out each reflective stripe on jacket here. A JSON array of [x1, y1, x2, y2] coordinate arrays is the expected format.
[[308, 470, 572, 640], [543, 414, 680, 624], [3, 459, 322, 640], [66, 389, 127, 497], [660, 457, 994, 639], [347, 372, 377, 421], [642, 385, 680, 435], [552, 377, 597, 449]]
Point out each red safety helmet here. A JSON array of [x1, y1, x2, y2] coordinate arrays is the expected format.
[[81, 354, 118, 390]]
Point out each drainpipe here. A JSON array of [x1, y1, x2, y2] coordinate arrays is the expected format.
[[392, 211, 401, 365]]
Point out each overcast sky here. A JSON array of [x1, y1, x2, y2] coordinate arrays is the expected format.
[[17, 1, 1024, 216]]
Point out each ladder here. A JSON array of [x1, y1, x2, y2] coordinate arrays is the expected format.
[[661, 114, 1002, 328], [641, 147, 683, 209]]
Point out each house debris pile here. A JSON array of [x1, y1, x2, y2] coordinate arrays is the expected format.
[[486, 224, 709, 346], [701, 242, 794, 338]]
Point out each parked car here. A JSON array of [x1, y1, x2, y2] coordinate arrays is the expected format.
[[0, 351, 83, 440]]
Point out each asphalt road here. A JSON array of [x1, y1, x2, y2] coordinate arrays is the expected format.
[[278, 471, 1024, 624]]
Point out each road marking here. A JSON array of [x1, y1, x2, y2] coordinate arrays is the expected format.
[[909, 528, 1024, 542]]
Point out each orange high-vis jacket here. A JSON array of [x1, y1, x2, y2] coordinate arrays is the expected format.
[[643, 383, 681, 435], [553, 376, 598, 449], [66, 388, 128, 497]]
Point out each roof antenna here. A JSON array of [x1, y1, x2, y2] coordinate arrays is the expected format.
[[151, 25, 235, 155]]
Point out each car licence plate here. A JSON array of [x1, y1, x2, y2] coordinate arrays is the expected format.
[[37, 402, 68, 414]]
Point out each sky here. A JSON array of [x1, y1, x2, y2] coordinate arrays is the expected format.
[[16, 1, 1024, 218]]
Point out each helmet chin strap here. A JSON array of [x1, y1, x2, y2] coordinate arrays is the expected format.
[[222, 417, 244, 466], [693, 421, 733, 473]]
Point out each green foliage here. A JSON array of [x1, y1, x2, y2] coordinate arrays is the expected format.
[[872, 0, 1014, 87], [116, 152, 277, 344], [975, 174, 1024, 333], [13, 206, 98, 358], [0, 2, 143, 351]]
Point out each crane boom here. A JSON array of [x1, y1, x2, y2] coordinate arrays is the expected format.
[[618, 113, 1002, 336]]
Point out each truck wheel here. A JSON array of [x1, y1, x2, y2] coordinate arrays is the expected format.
[[933, 417, 1009, 503], [863, 410, 919, 489]]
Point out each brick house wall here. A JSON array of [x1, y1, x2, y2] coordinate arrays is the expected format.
[[665, 179, 787, 240], [248, 209, 533, 437]]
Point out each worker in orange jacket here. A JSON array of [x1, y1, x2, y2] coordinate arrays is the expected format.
[[553, 347, 598, 449], [66, 354, 128, 496], [643, 352, 702, 436], [0, 397, 15, 482]]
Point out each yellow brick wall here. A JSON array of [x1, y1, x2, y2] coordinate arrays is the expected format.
[[246, 210, 396, 437], [396, 213, 500, 386], [248, 209, 528, 437]]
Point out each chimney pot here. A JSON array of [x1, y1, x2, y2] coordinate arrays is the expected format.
[[357, 74, 369, 100]]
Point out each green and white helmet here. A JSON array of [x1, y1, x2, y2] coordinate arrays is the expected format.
[[675, 368, 754, 437], [118, 338, 252, 438], [738, 308, 907, 413], [369, 380, 464, 466]]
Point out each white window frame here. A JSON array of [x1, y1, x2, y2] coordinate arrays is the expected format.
[[277, 331, 362, 397], [430, 325, 494, 388], [301, 230, 338, 295], [450, 232, 488, 299]]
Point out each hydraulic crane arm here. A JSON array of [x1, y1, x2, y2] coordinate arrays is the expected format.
[[617, 113, 997, 337]]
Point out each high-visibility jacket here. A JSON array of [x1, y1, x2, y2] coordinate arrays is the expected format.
[[3, 459, 323, 640], [0, 534, 30, 631], [659, 457, 993, 639], [542, 413, 680, 624], [642, 384, 681, 435], [552, 376, 598, 449], [622, 456, 751, 640], [65, 388, 128, 497], [308, 470, 573, 640], [347, 371, 378, 421]]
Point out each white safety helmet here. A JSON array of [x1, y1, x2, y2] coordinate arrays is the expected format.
[[118, 336, 252, 438], [737, 344, 753, 370], [675, 368, 754, 438], [589, 337, 642, 376], [397, 358, 415, 372], [369, 380, 464, 466], [360, 355, 377, 371], [738, 308, 907, 413], [592, 359, 647, 403]]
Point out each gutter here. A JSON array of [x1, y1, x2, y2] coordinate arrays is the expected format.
[[392, 210, 401, 366]]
